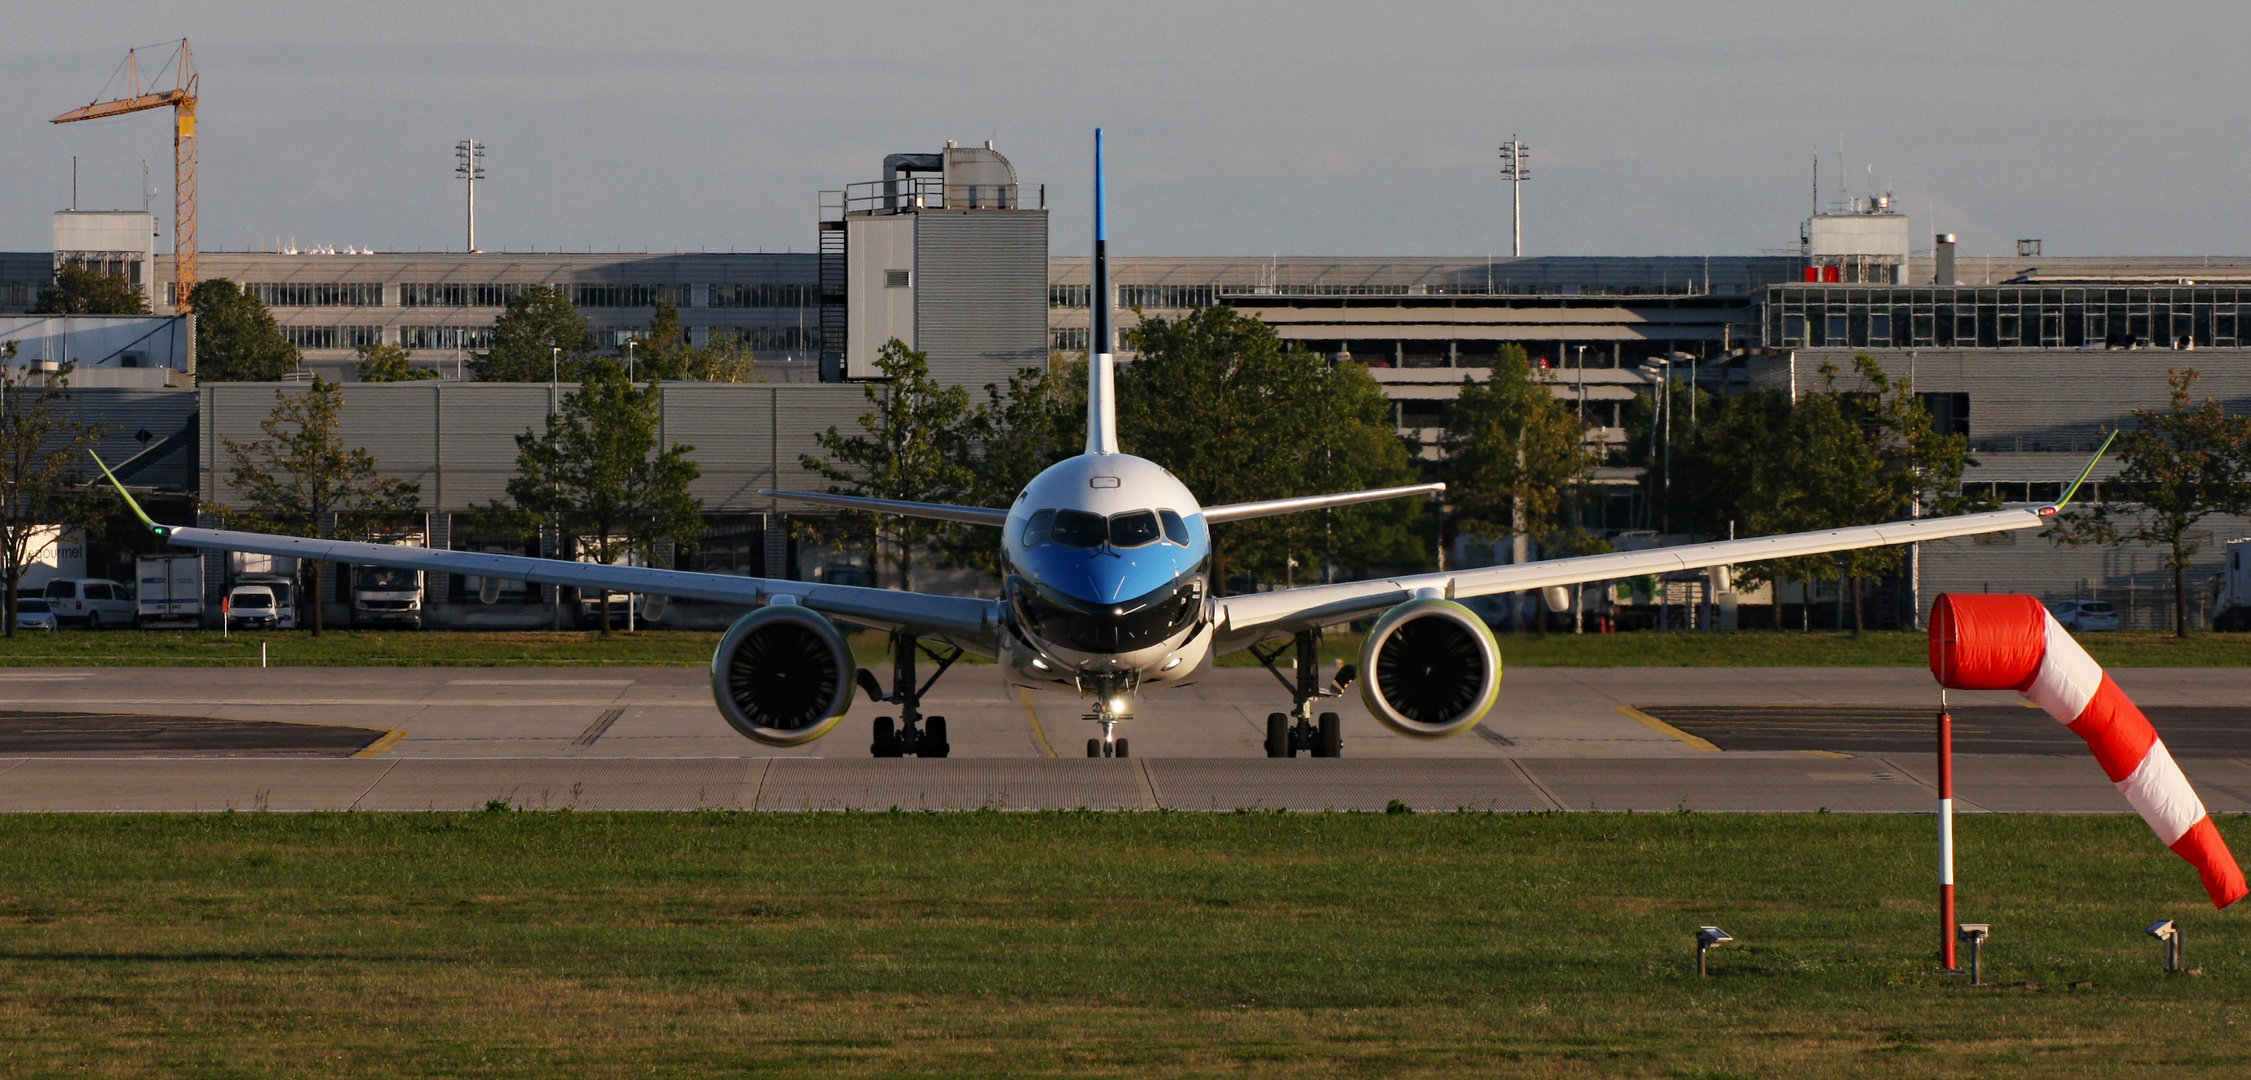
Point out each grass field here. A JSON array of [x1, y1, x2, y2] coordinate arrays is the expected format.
[[0, 812, 2241, 1077], [2, 626, 2247, 668]]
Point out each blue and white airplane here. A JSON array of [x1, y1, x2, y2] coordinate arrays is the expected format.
[[96, 130, 2070, 759]]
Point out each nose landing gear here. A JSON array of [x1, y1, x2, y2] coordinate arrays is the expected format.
[[861, 631, 960, 758], [1252, 629, 1355, 759], [1079, 674, 1133, 758]]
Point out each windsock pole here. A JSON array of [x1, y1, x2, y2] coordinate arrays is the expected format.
[[1938, 689, 1957, 971]]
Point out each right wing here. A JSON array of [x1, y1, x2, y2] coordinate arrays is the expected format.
[[1213, 505, 2050, 650], [759, 489, 1009, 526], [90, 455, 1001, 651]]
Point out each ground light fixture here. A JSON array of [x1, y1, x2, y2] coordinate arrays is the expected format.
[[2145, 919, 2185, 973], [1956, 924, 1990, 985], [1695, 926, 1732, 977]]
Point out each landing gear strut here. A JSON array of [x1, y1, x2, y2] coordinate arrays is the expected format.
[[1081, 673, 1132, 759], [862, 630, 960, 758], [1252, 629, 1354, 758]]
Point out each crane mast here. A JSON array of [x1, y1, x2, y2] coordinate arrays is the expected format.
[[52, 40, 197, 314]]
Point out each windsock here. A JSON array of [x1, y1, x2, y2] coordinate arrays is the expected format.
[[1930, 593, 2247, 909]]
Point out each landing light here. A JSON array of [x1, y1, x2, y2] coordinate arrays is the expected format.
[[1109, 696, 1128, 714], [1030, 657, 1049, 671], [1161, 655, 1182, 671]]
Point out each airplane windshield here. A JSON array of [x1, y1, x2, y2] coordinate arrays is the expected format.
[[1049, 510, 1108, 549], [1020, 509, 1054, 548], [1159, 510, 1188, 545], [1109, 510, 1161, 548]]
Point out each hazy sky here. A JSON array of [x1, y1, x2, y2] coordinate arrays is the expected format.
[[4, 2, 2245, 259]]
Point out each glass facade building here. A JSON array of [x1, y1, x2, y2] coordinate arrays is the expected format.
[[1764, 284, 2248, 350]]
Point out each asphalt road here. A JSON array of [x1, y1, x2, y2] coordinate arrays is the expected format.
[[0, 665, 2244, 813]]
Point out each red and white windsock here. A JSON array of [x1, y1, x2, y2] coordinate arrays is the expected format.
[[1930, 593, 2247, 909]]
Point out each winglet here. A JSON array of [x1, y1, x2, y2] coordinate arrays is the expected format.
[[89, 451, 167, 536], [2044, 429, 2119, 516]]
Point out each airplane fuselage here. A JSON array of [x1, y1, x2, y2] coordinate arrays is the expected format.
[[996, 452, 1216, 701]]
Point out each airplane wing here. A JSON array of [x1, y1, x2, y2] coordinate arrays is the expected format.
[[1212, 505, 2051, 649], [1202, 483, 1445, 523], [759, 489, 1009, 526], [94, 458, 1002, 650]]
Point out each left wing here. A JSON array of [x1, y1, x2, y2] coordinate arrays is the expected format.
[[759, 489, 1008, 526], [1213, 505, 2050, 650], [94, 458, 1002, 650]]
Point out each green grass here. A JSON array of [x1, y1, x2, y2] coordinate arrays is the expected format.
[[0, 812, 2242, 1077], [2, 627, 2246, 668]]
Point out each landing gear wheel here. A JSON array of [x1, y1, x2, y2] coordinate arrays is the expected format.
[[872, 716, 901, 758], [1114, 738, 1129, 759], [1088, 737, 1102, 758], [1317, 712, 1342, 758], [1266, 713, 1291, 758], [924, 716, 950, 759]]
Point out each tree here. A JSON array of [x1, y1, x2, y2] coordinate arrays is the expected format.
[[221, 378, 421, 636], [498, 359, 703, 635], [1120, 306, 1421, 591], [472, 286, 589, 382], [1439, 344, 1605, 568], [1654, 354, 1978, 632], [353, 342, 438, 382], [32, 265, 149, 315], [2052, 368, 2251, 637], [0, 348, 103, 637], [193, 279, 300, 382], [626, 302, 755, 383], [800, 340, 976, 591], [936, 354, 1086, 576]]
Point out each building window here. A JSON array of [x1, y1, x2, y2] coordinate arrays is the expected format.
[[1919, 392, 1970, 437], [884, 270, 911, 289], [1118, 284, 1220, 310], [1050, 328, 1088, 352], [707, 284, 818, 308], [707, 326, 822, 353], [400, 326, 495, 350], [567, 283, 689, 309], [279, 325, 384, 350], [245, 282, 383, 307], [1049, 284, 1089, 308]]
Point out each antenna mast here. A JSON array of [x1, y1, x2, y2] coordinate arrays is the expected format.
[[1498, 136, 1529, 258], [456, 139, 486, 253]]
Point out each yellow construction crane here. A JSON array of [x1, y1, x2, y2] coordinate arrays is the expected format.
[[52, 39, 197, 314]]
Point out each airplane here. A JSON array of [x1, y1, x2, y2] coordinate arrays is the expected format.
[[93, 129, 2088, 761]]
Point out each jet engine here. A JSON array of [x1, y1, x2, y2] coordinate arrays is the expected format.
[[710, 605, 857, 746], [1357, 596, 1501, 738]]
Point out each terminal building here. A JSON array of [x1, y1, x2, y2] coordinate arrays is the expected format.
[[4, 145, 2248, 630]]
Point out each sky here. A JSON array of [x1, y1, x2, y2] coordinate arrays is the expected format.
[[3, 2, 2246, 260]]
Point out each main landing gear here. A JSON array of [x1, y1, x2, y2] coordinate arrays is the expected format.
[[1251, 629, 1355, 759], [1082, 673, 1131, 759], [859, 630, 960, 758]]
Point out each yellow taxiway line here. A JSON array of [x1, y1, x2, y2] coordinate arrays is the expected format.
[[1617, 706, 1720, 752]]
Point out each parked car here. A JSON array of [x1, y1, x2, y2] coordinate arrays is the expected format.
[[13, 597, 58, 632], [42, 578, 135, 629], [225, 583, 295, 631], [2053, 600, 2121, 632]]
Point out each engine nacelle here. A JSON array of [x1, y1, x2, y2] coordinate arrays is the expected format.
[[1358, 597, 1502, 739], [710, 605, 857, 746]]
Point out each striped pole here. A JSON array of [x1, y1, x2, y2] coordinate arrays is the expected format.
[[1939, 694, 1956, 971]]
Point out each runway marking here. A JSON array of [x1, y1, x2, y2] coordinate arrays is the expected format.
[[573, 708, 627, 748], [1799, 749, 1855, 759], [447, 679, 635, 686], [1618, 706, 1720, 752], [352, 730, 407, 758], [348, 759, 400, 810], [0, 673, 93, 681], [1017, 689, 1057, 759], [1508, 759, 1565, 811]]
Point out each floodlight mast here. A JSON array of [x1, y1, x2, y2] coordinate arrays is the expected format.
[[456, 139, 486, 253], [1498, 136, 1528, 258]]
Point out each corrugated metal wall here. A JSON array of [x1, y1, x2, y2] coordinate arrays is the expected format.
[[916, 210, 1048, 389], [201, 382, 871, 513]]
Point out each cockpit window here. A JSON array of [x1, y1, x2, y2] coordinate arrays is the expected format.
[[1109, 510, 1161, 548], [1159, 510, 1189, 545], [1021, 509, 1055, 548], [1050, 510, 1108, 549]]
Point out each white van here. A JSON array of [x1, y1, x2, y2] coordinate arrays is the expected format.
[[42, 578, 135, 629], [226, 579, 298, 631]]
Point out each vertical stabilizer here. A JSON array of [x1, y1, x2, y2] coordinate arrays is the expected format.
[[1086, 128, 1119, 455]]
